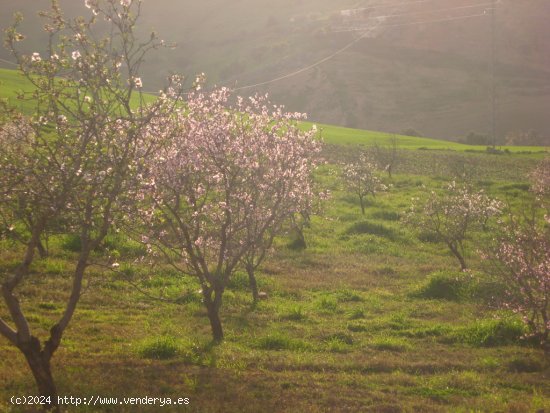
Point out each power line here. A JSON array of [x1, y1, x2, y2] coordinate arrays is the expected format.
[[348, 2, 496, 21], [232, 12, 491, 91], [333, 12, 491, 32], [0, 6, 496, 98], [338, 0, 438, 13], [232, 25, 380, 92], [0, 58, 18, 67]]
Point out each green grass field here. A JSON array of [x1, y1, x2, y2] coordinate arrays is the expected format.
[[305, 122, 548, 153], [0, 68, 549, 412], [1, 67, 547, 153], [0, 68, 156, 116]]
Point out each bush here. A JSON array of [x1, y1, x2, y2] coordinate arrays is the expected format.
[[345, 221, 395, 239], [449, 319, 526, 347], [61, 234, 82, 252], [281, 306, 306, 321], [138, 336, 180, 359], [417, 272, 472, 301]]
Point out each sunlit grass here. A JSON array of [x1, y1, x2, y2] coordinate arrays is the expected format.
[[0, 68, 549, 412]]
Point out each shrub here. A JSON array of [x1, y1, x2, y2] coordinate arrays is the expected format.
[[61, 234, 82, 252], [138, 336, 180, 360], [370, 210, 400, 221], [281, 306, 306, 321], [448, 319, 526, 347], [417, 272, 472, 301], [345, 221, 395, 239]]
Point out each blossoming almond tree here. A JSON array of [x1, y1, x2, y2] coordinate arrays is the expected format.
[[343, 153, 386, 215], [139, 89, 320, 342], [481, 158, 550, 350], [406, 182, 502, 271], [0, 0, 183, 409], [531, 157, 550, 214]]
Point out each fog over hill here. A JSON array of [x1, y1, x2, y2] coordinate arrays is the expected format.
[[1, 0, 549, 142]]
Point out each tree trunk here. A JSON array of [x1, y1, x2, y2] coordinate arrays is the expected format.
[[360, 196, 365, 215], [246, 264, 259, 301], [37, 240, 48, 258], [203, 287, 224, 343], [448, 243, 467, 271], [20, 338, 59, 412]]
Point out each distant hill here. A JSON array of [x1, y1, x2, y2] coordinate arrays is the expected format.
[[2, 67, 547, 154], [1, 0, 549, 142]]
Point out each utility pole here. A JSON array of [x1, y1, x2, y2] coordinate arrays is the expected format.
[[489, 0, 497, 148]]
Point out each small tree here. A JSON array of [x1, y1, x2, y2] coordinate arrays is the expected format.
[[0, 1, 181, 409], [530, 157, 550, 204], [243, 188, 330, 300], [406, 181, 502, 271], [343, 153, 386, 214], [139, 89, 319, 342], [481, 158, 550, 350], [371, 136, 400, 178]]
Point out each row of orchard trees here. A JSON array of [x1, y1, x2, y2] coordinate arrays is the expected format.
[[0, 1, 320, 410], [343, 150, 549, 351]]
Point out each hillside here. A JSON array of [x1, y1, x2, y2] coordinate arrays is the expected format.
[[1, 68, 547, 154], [2, 0, 549, 143]]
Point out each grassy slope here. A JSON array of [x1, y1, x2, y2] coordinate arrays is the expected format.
[[305, 121, 549, 152], [0, 68, 156, 115], [1, 159, 548, 412], [0, 68, 549, 412], [1, 68, 547, 153]]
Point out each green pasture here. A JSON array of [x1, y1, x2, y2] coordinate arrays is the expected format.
[[0, 67, 549, 412], [2, 68, 547, 154]]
